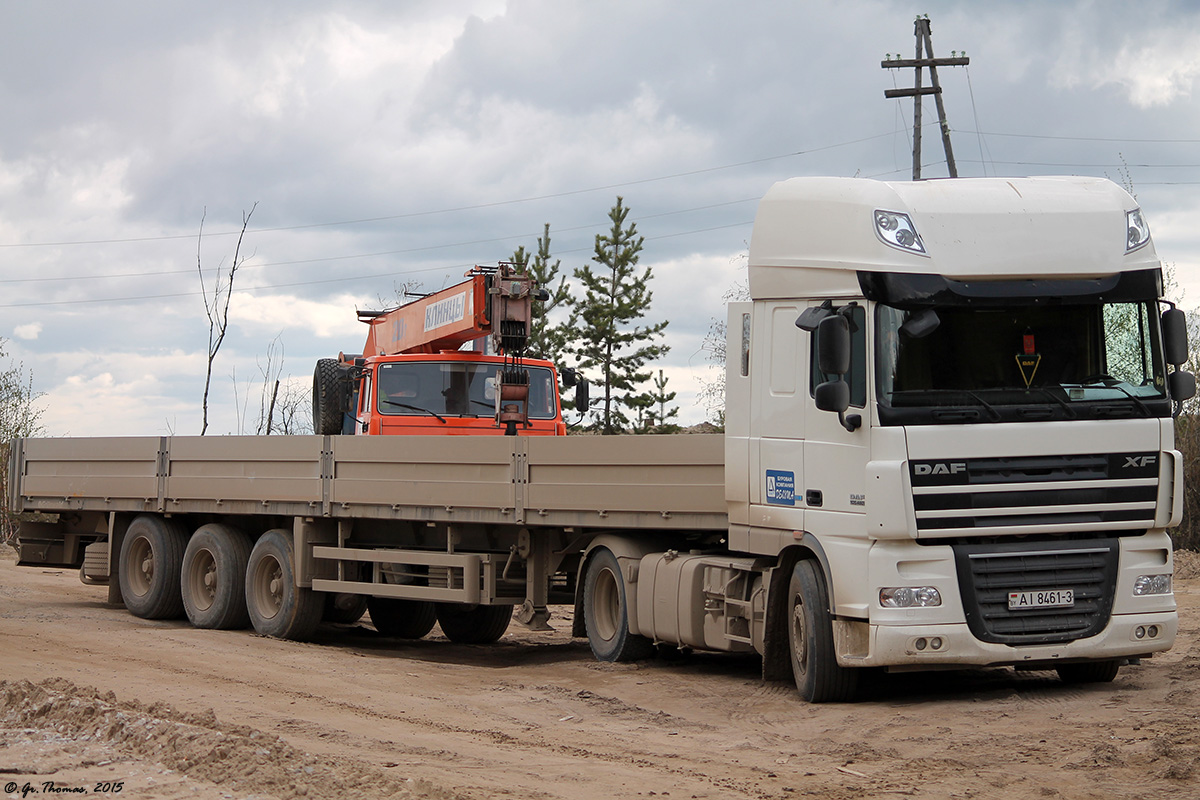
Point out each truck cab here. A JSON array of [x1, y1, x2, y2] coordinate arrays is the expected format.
[[725, 176, 1193, 694]]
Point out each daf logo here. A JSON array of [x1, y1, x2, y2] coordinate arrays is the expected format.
[[914, 462, 967, 475], [1123, 455, 1157, 469]]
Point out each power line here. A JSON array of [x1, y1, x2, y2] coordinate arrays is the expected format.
[[0, 132, 896, 249], [0, 220, 755, 309], [0, 197, 759, 285], [956, 129, 1200, 144]]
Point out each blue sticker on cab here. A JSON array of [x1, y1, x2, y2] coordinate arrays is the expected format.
[[765, 470, 795, 506]]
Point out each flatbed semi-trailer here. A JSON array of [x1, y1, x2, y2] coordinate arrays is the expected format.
[[11, 175, 1193, 702]]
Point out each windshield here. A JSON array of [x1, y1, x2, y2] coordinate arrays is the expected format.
[[875, 301, 1169, 424], [376, 362, 557, 420]]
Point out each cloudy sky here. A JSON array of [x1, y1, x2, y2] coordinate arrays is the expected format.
[[3, 0, 1200, 436]]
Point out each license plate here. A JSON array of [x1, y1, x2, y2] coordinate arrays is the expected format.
[[1008, 589, 1074, 610]]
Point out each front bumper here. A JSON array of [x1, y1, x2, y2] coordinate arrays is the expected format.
[[839, 610, 1177, 668]]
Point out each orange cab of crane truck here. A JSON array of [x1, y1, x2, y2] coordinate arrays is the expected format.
[[351, 351, 567, 436]]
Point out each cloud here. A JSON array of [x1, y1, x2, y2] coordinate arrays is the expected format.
[[14, 322, 42, 340]]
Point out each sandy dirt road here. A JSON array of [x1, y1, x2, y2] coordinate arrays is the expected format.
[[1, 547, 1198, 800]]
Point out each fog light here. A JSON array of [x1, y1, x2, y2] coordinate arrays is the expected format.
[[880, 586, 942, 608], [1148, 625, 1159, 638], [930, 637, 943, 650], [1133, 574, 1172, 596], [1135, 626, 1146, 639], [915, 638, 927, 651]]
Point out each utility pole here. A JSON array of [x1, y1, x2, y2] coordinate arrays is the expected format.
[[882, 15, 968, 180]]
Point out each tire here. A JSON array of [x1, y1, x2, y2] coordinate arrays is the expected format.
[[788, 559, 859, 703], [181, 523, 253, 629], [245, 529, 324, 641], [1057, 660, 1121, 684], [118, 515, 188, 620], [368, 596, 437, 638], [582, 548, 654, 662], [313, 358, 348, 436], [324, 592, 369, 624], [435, 603, 513, 644]]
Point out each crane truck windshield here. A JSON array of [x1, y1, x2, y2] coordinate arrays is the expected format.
[[376, 361, 557, 420], [875, 299, 1170, 425]]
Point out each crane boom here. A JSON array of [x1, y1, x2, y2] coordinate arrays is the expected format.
[[357, 264, 536, 357]]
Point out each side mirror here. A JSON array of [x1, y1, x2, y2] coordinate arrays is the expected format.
[[1169, 370, 1196, 402], [900, 308, 940, 339], [814, 379, 849, 414], [816, 314, 851, 376], [1162, 308, 1189, 366], [574, 380, 590, 413], [561, 367, 578, 389]]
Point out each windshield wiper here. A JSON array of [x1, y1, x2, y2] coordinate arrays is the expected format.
[[889, 389, 1002, 421], [1063, 381, 1151, 417], [379, 400, 448, 423], [1022, 387, 1077, 419]]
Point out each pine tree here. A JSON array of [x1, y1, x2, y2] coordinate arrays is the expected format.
[[511, 223, 572, 365], [568, 197, 668, 434]]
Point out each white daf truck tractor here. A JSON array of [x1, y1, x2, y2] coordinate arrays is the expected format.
[[9, 175, 1192, 703]]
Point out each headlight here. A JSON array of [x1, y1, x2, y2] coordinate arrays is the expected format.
[[880, 586, 942, 608], [874, 210, 927, 256], [1126, 208, 1151, 253], [1133, 574, 1172, 596]]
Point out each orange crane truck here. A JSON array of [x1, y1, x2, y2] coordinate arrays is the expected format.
[[312, 263, 579, 437]]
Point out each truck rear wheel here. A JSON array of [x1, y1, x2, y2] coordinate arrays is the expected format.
[[313, 358, 348, 436], [583, 548, 654, 662], [245, 529, 323, 641], [1057, 660, 1121, 684], [368, 596, 437, 638], [181, 524, 252, 630], [434, 603, 513, 644], [325, 592, 369, 624], [118, 515, 188, 620], [788, 559, 859, 703]]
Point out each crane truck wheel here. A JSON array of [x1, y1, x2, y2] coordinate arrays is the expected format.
[[434, 603, 513, 644], [313, 358, 347, 436], [367, 596, 437, 638], [181, 524, 252, 630], [582, 548, 654, 662], [118, 515, 188, 620], [1056, 660, 1121, 684], [788, 559, 859, 703], [245, 529, 324, 641]]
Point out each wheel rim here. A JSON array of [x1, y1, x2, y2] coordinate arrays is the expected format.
[[126, 535, 154, 598], [593, 566, 621, 642], [251, 555, 284, 620], [185, 548, 217, 612], [791, 595, 809, 678]]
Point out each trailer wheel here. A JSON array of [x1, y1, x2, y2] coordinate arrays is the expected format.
[[368, 597, 437, 638], [313, 358, 348, 436], [434, 603, 513, 644], [325, 593, 369, 624], [583, 548, 653, 662], [118, 515, 188, 620], [788, 559, 859, 703], [181, 524, 252, 630], [1057, 660, 1121, 684], [245, 529, 323, 641]]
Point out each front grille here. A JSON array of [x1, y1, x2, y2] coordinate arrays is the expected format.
[[911, 453, 1159, 536], [953, 539, 1118, 645]]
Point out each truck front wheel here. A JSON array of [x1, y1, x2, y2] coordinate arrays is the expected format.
[[245, 529, 323, 641], [118, 515, 188, 620], [788, 559, 859, 703], [368, 596, 437, 638], [181, 524, 252, 630], [1057, 660, 1120, 684], [583, 548, 654, 662], [434, 603, 513, 643]]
